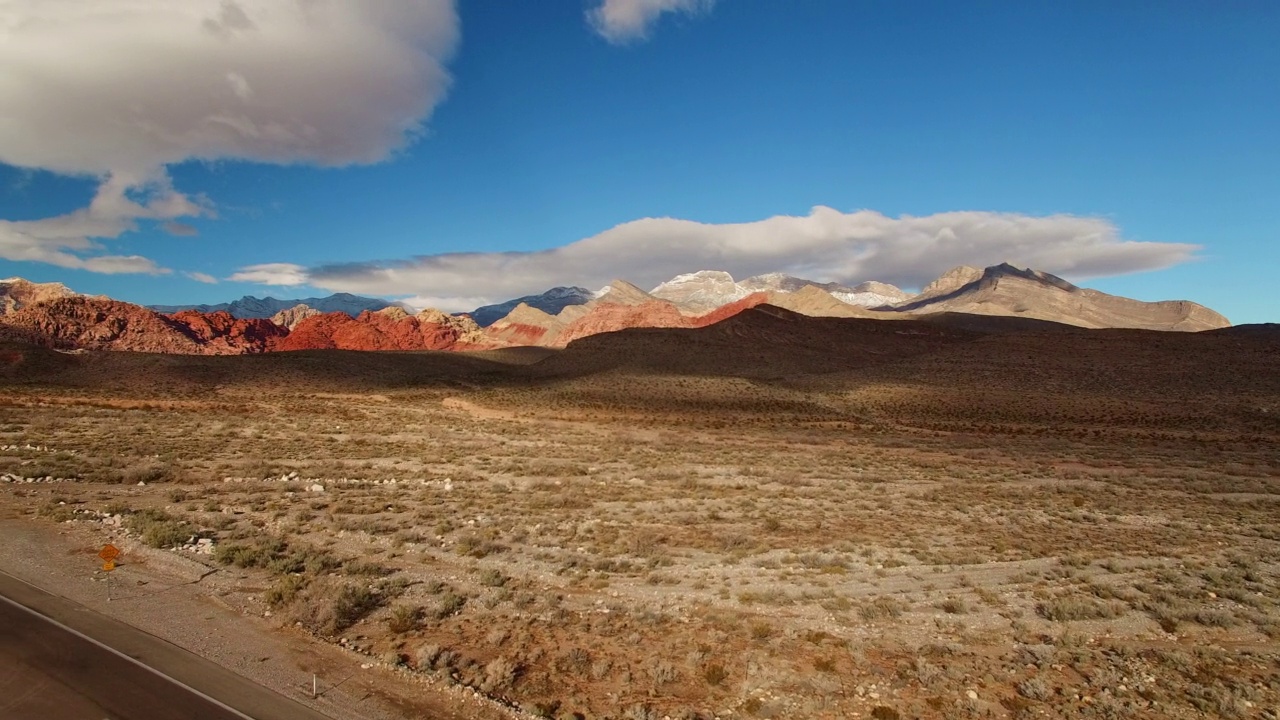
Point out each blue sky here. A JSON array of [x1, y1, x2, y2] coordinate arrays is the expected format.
[[0, 1, 1276, 322]]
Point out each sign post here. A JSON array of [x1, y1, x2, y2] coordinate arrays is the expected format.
[[99, 544, 120, 602]]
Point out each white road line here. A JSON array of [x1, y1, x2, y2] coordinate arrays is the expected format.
[[0, 592, 259, 720]]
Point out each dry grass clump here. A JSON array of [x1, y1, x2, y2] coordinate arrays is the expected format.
[[126, 508, 195, 549], [1035, 595, 1127, 622]]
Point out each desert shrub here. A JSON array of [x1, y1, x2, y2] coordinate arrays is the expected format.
[[414, 644, 442, 670], [120, 461, 175, 485], [938, 597, 969, 614], [430, 590, 467, 620], [264, 575, 307, 608], [215, 538, 287, 568], [1036, 596, 1125, 622], [480, 657, 522, 693], [328, 584, 383, 633], [478, 568, 509, 587], [36, 501, 73, 522], [1016, 676, 1051, 701], [387, 604, 423, 633], [454, 533, 507, 558], [860, 596, 906, 621], [344, 560, 394, 577], [870, 708, 900, 720], [702, 663, 728, 686], [128, 509, 194, 549], [291, 578, 401, 635], [214, 537, 341, 576], [647, 659, 679, 685]]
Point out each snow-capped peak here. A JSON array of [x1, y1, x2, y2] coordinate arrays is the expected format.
[[649, 270, 749, 312]]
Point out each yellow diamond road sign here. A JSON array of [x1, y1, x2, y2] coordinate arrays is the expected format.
[[98, 544, 120, 562]]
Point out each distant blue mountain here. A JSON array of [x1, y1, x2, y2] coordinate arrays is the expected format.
[[150, 293, 404, 319], [468, 287, 597, 327]]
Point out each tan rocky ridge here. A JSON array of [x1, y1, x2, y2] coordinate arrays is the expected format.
[[892, 263, 1230, 331], [1, 277, 88, 315], [269, 304, 322, 330]]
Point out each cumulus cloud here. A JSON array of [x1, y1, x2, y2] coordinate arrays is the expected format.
[[589, 0, 715, 44], [242, 207, 1199, 312], [0, 0, 460, 274]]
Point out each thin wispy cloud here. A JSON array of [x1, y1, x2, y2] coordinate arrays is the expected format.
[[235, 207, 1199, 312], [0, 0, 460, 274], [588, 0, 716, 44], [184, 271, 219, 285], [227, 262, 310, 287]]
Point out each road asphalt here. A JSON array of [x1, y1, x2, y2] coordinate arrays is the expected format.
[[0, 569, 338, 720]]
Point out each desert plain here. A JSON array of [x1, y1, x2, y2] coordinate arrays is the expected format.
[[1, 309, 1278, 720]]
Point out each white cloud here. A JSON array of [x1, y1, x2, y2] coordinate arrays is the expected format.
[[185, 271, 218, 284], [398, 294, 507, 314], [588, 0, 715, 44], [247, 207, 1199, 311], [228, 262, 308, 287], [0, 172, 203, 274], [0, 0, 460, 274]]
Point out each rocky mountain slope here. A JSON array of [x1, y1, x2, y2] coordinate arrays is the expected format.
[[891, 263, 1230, 331], [649, 271, 751, 312], [151, 292, 404, 319]]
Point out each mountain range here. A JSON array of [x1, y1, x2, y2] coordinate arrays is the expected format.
[[149, 293, 406, 319], [0, 264, 1232, 355]]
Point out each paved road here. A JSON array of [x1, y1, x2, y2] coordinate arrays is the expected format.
[[0, 570, 336, 720]]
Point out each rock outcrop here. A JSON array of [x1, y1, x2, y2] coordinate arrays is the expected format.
[[1, 277, 84, 315], [270, 304, 322, 330], [275, 307, 486, 352]]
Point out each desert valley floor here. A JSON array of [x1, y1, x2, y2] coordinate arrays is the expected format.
[[1, 310, 1278, 720]]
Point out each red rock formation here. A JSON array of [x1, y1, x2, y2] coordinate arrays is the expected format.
[[274, 308, 487, 352], [0, 297, 289, 354], [2, 297, 208, 353], [166, 310, 288, 354]]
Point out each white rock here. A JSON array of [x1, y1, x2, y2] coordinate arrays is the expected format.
[[307, 484, 325, 493]]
